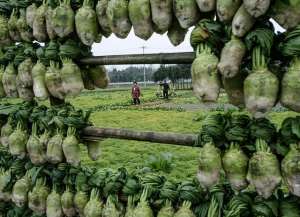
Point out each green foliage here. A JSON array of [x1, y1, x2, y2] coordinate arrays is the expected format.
[[153, 64, 191, 83], [109, 66, 154, 83], [145, 152, 174, 173], [279, 25, 300, 57]]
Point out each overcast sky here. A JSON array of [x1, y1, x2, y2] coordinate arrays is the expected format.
[[91, 20, 285, 69], [92, 29, 193, 56], [92, 29, 193, 69]]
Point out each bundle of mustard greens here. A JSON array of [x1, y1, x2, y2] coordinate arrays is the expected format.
[[175, 180, 202, 217], [0, 145, 300, 217], [281, 144, 300, 197], [0, 14, 11, 46], [8, 9, 21, 42], [243, 0, 271, 18], [247, 139, 281, 199], [51, 0, 75, 38], [75, 0, 102, 46], [157, 180, 178, 217], [278, 116, 300, 148], [190, 20, 224, 102], [222, 143, 249, 191], [270, 0, 300, 30], [149, 0, 172, 34], [197, 142, 222, 189], [107, 0, 132, 39], [96, 0, 112, 37], [197, 112, 277, 152], [232, 4, 255, 38], [217, 0, 242, 23], [0, 40, 109, 101], [0, 0, 299, 47], [217, 27, 247, 106], [32, 0, 48, 42], [129, 0, 153, 40], [167, 19, 188, 47], [244, 27, 279, 118], [173, 0, 200, 29], [0, 102, 93, 165], [279, 25, 300, 112]]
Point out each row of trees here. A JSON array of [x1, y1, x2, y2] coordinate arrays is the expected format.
[[108, 66, 154, 83], [108, 65, 192, 89], [153, 64, 192, 90]]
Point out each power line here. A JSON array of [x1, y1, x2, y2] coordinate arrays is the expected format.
[[140, 46, 147, 87]]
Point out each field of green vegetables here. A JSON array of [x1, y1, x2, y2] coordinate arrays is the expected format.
[[63, 88, 297, 180]]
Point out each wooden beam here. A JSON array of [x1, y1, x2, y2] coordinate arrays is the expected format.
[[82, 127, 198, 147], [79, 52, 195, 65]]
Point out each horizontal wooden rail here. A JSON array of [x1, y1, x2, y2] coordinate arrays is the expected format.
[[82, 127, 198, 146], [79, 52, 195, 65]]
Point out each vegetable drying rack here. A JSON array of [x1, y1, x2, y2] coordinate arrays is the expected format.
[[78, 52, 198, 146]]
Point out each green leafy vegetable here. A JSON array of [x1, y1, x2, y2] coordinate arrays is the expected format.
[[75, 0, 102, 46], [222, 143, 249, 191], [129, 0, 153, 40], [107, 0, 132, 39], [173, 0, 200, 29], [52, 0, 75, 38], [197, 143, 221, 189], [281, 144, 300, 197], [247, 139, 281, 199], [149, 0, 172, 34]]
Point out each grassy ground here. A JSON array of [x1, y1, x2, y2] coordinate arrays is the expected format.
[[69, 88, 201, 180], [65, 88, 298, 180]]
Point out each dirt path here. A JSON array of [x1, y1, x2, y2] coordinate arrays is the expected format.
[[139, 100, 237, 111], [157, 102, 238, 111]]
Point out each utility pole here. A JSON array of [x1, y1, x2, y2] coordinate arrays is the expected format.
[[140, 46, 147, 87]]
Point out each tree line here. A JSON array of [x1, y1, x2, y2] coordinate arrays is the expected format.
[[153, 64, 192, 90], [108, 64, 191, 88], [108, 66, 155, 83]]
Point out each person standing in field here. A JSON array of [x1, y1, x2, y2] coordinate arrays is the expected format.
[[163, 80, 170, 99], [132, 81, 141, 105]]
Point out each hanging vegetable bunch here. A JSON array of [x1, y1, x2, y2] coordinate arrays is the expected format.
[[270, 0, 300, 30], [128, 0, 153, 40], [0, 41, 109, 101], [75, 0, 102, 46], [174, 0, 200, 29], [194, 112, 300, 198], [197, 112, 277, 151], [190, 19, 224, 102], [247, 139, 281, 199], [0, 139, 300, 217], [244, 26, 279, 118], [279, 25, 300, 112], [0, 101, 94, 165]]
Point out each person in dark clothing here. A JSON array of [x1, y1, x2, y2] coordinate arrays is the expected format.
[[163, 80, 170, 99], [131, 81, 141, 105]]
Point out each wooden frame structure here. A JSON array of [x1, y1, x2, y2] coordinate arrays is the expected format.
[[79, 52, 195, 65], [80, 52, 197, 146], [83, 127, 197, 146]]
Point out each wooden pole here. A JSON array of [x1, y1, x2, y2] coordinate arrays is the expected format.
[[82, 127, 198, 147], [79, 52, 195, 65]]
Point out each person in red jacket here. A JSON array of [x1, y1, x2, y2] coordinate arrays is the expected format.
[[131, 81, 141, 105]]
